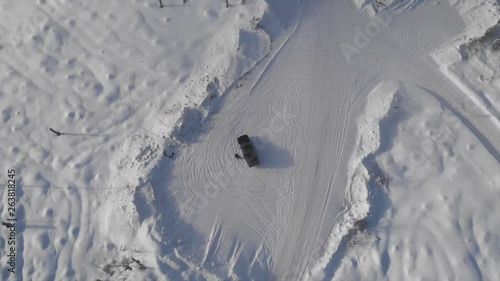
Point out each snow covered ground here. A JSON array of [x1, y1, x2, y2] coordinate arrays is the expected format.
[[0, 0, 499, 280], [329, 81, 500, 281], [0, 0, 276, 279]]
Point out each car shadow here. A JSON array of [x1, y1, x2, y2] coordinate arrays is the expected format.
[[250, 136, 294, 169]]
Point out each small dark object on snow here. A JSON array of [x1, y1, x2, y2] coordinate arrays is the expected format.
[[164, 150, 175, 159], [132, 258, 148, 271], [237, 135, 260, 167], [1, 221, 14, 228], [493, 39, 500, 51], [226, 0, 229, 8], [50, 128, 62, 136], [235, 153, 242, 159], [159, 0, 164, 8]]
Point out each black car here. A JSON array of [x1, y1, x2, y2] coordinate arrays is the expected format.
[[237, 135, 260, 167]]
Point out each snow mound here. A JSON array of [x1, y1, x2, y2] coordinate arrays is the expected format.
[[226, 29, 271, 83]]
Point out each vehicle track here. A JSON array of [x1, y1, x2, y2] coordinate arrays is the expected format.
[[269, 0, 390, 278]]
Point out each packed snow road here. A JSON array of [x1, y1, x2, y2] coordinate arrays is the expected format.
[[168, 0, 500, 280], [172, 0, 381, 279]]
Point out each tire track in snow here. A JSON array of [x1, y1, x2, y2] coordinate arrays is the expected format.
[[178, 78, 303, 227], [282, 1, 392, 275], [305, 97, 350, 252], [384, 27, 500, 161], [293, 10, 386, 272], [241, 193, 278, 256], [174, 29, 308, 266], [246, 65, 305, 258], [371, 14, 500, 160], [269, 0, 364, 276], [417, 221, 455, 280], [180, 136, 295, 206], [178, 136, 281, 249], [306, 1, 498, 274], [202, 215, 223, 267]]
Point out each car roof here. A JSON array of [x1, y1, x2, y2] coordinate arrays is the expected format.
[[237, 135, 250, 143]]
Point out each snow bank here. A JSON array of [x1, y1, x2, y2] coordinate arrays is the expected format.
[[226, 29, 271, 83], [432, 17, 500, 130], [102, 2, 275, 280], [330, 84, 500, 281], [0, 0, 275, 279]]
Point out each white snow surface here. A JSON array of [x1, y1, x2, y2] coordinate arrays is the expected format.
[[0, 0, 499, 280]]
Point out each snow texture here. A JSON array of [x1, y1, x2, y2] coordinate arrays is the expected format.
[[0, 0, 499, 280]]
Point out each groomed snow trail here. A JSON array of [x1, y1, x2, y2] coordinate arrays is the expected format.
[[171, 0, 383, 279]]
